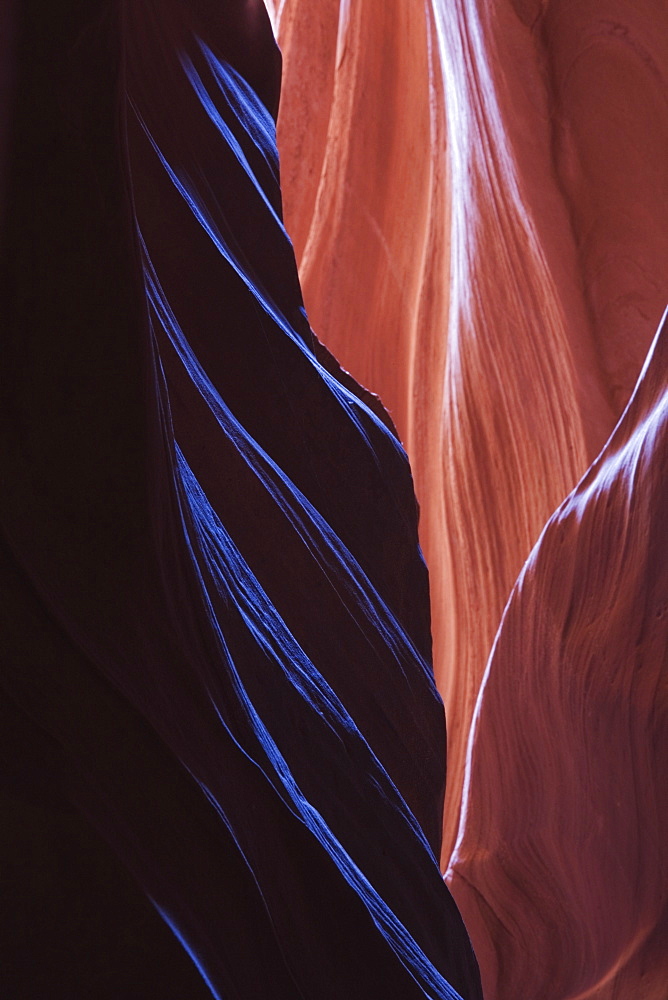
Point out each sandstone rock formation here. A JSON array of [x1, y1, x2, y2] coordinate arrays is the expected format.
[[2, 0, 665, 995], [449, 308, 668, 1000], [0, 1, 482, 996], [269, 1, 667, 995], [268, 0, 668, 865]]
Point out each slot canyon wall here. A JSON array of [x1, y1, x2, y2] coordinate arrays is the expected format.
[[267, 0, 668, 997], [0, 0, 665, 997], [1, 1, 481, 997]]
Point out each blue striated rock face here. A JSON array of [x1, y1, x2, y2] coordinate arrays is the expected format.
[[0, 2, 482, 997]]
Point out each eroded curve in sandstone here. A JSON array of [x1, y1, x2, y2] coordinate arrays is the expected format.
[[448, 308, 668, 1000]]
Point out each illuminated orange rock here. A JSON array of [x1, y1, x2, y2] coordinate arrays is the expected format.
[[270, 0, 436, 446], [273, 0, 566, 860], [448, 309, 668, 1000], [268, 0, 668, 868], [269, 3, 668, 994]]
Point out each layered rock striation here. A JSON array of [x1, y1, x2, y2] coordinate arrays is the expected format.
[[0, 1, 482, 997]]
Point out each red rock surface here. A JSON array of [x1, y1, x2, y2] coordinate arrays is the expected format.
[[448, 308, 668, 999], [269, 1, 667, 994], [268, 0, 668, 863]]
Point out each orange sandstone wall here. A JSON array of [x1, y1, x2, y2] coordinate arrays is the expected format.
[[267, 2, 667, 993], [266, 0, 667, 861]]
